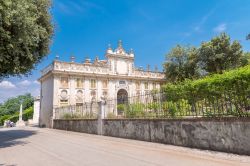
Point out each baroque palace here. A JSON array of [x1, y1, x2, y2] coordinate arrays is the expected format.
[[39, 41, 165, 127]]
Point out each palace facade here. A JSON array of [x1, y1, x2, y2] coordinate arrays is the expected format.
[[39, 41, 165, 127]]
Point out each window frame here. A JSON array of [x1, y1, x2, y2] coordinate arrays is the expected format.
[[76, 78, 84, 89], [90, 79, 96, 89], [60, 77, 69, 88]]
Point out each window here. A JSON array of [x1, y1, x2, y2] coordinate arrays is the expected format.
[[153, 83, 156, 89], [102, 80, 108, 89], [136, 90, 140, 101], [91, 90, 96, 101], [103, 90, 108, 97], [60, 100, 68, 106], [61, 77, 68, 88], [136, 82, 140, 90], [90, 79, 96, 89], [144, 82, 148, 90], [119, 80, 125, 85], [76, 78, 84, 88]]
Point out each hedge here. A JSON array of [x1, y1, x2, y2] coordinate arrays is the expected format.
[[0, 106, 33, 126], [162, 65, 250, 101], [0, 115, 11, 126]]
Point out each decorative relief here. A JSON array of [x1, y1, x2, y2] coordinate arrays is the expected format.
[[60, 90, 68, 100], [76, 90, 83, 103]]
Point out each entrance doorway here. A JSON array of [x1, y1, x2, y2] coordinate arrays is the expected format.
[[117, 89, 128, 115]]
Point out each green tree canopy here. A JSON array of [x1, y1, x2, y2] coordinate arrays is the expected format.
[[198, 33, 243, 74], [240, 52, 250, 66], [0, 0, 53, 79], [163, 45, 200, 83], [0, 93, 34, 116], [247, 34, 250, 40]]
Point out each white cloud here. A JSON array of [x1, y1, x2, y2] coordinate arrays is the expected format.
[[0, 81, 16, 89], [213, 23, 227, 33], [33, 80, 40, 84], [18, 80, 32, 86], [0, 81, 40, 103], [56, 0, 103, 15]]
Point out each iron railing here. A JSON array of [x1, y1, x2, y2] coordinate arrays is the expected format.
[[109, 91, 250, 118], [54, 91, 250, 119], [54, 102, 99, 119]]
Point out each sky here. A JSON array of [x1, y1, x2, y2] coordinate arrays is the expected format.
[[0, 0, 250, 103]]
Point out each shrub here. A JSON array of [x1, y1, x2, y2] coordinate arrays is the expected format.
[[0, 115, 11, 126], [62, 113, 73, 119], [160, 99, 191, 118], [8, 107, 33, 123], [162, 65, 250, 116], [0, 106, 33, 125], [8, 115, 19, 123], [107, 112, 116, 119], [117, 104, 126, 115], [62, 112, 97, 119], [22, 107, 33, 121], [147, 102, 160, 111], [124, 103, 145, 118]]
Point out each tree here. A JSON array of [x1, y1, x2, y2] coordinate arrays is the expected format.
[[163, 45, 200, 83], [247, 34, 250, 40], [0, 0, 53, 79], [0, 93, 33, 116], [240, 52, 250, 66], [198, 33, 243, 74]]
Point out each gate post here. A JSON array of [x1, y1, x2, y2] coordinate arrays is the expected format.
[[97, 96, 106, 135]]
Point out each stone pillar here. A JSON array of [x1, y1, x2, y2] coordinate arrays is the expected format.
[[16, 104, 25, 127], [32, 96, 40, 124], [97, 97, 106, 135]]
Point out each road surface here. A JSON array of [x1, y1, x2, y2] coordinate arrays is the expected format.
[[0, 127, 249, 166]]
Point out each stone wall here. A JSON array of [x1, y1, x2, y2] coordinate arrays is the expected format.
[[53, 119, 98, 134], [53, 118, 250, 155]]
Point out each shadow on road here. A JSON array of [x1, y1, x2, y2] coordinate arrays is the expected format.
[[0, 129, 37, 149], [0, 163, 17, 166]]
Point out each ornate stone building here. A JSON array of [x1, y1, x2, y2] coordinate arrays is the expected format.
[[39, 41, 165, 127]]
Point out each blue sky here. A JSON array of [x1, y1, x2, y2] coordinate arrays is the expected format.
[[0, 0, 250, 103]]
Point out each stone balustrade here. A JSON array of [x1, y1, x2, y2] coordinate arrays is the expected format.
[[41, 61, 164, 79]]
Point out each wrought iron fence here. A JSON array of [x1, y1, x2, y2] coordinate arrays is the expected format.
[[54, 90, 250, 119], [54, 102, 99, 119], [106, 90, 250, 119]]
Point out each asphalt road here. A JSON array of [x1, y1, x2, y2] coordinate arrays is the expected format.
[[0, 127, 250, 166]]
